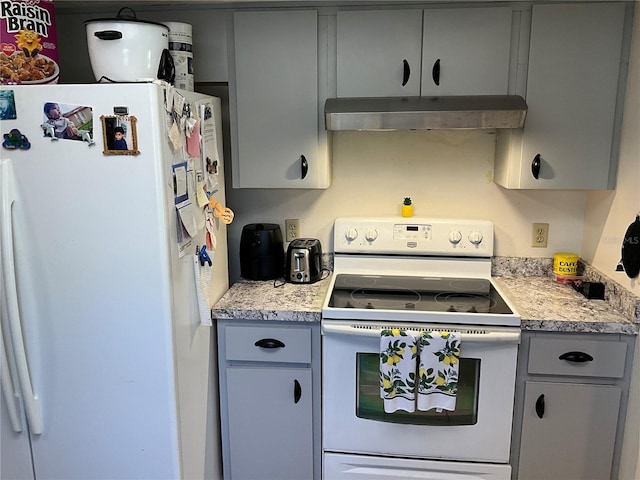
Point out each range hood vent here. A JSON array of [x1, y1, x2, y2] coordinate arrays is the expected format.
[[325, 95, 527, 131]]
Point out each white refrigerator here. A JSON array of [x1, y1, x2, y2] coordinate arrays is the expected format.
[[0, 83, 229, 480]]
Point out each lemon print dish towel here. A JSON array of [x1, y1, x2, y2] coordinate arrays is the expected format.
[[380, 329, 461, 414]]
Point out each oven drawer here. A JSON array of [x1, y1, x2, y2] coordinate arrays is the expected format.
[[224, 325, 311, 364], [528, 337, 627, 378]]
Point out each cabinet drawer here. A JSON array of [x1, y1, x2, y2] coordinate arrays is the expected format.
[[224, 325, 311, 364], [528, 337, 627, 378]]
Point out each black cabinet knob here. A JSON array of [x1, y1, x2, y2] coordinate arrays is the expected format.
[[532, 154, 541, 179], [402, 59, 410, 86], [300, 155, 308, 179], [535, 394, 545, 419], [294, 380, 302, 404], [432, 59, 441, 86]]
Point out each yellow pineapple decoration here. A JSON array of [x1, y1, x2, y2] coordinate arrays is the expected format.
[[401, 197, 413, 218]]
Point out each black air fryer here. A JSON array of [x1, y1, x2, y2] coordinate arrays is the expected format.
[[240, 223, 285, 280]]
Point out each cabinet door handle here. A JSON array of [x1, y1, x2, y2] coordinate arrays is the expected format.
[[531, 154, 541, 179], [432, 59, 441, 86], [535, 394, 545, 419], [254, 338, 285, 349], [402, 59, 410, 86], [300, 155, 308, 179], [559, 351, 594, 363], [294, 379, 302, 404]]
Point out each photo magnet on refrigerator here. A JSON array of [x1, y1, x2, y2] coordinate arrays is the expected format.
[[0, 90, 17, 120]]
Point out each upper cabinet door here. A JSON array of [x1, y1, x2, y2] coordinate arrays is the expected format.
[[517, 2, 626, 189], [231, 10, 328, 189], [337, 10, 423, 97], [421, 7, 513, 96]]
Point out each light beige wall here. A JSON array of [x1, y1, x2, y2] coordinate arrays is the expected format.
[[583, 5, 640, 479], [225, 129, 587, 280], [582, 7, 640, 297]]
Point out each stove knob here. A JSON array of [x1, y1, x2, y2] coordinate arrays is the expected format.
[[468, 230, 484, 245], [448, 230, 463, 245], [365, 228, 379, 242], [345, 228, 358, 242]]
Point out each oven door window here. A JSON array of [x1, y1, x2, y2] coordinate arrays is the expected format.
[[356, 353, 480, 426]]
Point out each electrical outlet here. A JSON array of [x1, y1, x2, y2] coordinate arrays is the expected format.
[[285, 219, 300, 242], [532, 223, 549, 248]]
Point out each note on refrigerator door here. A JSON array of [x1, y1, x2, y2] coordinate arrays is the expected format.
[[198, 101, 219, 191], [195, 181, 209, 208], [172, 163, 188, 204], [175, 199, 199, 258], [168, 121, 183, 150], [186, 120, 201, 158]]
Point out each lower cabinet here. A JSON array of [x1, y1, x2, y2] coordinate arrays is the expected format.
[[511, 332, 635, 480], [518, 382, 620, 480], [217, 321, 321, 480]]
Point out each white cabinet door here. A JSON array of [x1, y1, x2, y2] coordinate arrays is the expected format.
[[337, 10, 423, 97], [518, 382, 621, 480], [495, 3, 626, 189], [226, 367, 313, 480], [421, 7, 512, 96], [231, 10, 329, 188]]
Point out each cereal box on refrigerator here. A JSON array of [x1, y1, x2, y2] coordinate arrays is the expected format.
[[1, 0, 59, 84]]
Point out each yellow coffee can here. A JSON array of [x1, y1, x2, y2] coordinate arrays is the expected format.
[[553, 252, 579, 276]]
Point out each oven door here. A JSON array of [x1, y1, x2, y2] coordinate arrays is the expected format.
[[322, 320, 520, 463]]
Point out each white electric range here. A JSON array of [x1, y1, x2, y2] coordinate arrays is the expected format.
[[321, 217, 521, 480]]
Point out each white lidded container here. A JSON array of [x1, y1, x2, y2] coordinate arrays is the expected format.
[[84, 8, 174, 83], [164, 22, 194, 91]]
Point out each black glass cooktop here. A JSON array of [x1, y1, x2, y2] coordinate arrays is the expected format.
[[328, 274, 512, 314]]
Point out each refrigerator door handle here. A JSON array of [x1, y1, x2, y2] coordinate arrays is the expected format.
[[0, 322, 23, 432], [0, 325, 22, 433], [1, 160, 42, 435]]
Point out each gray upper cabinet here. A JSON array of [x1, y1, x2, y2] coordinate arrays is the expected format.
[[495, 2, 628, 189], [336, 7, 512, 98], [337, 10, 423, 97], [229, 10, 331, 189], [421, 7, 513, 96]]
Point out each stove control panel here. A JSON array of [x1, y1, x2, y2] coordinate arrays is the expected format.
[[335, 217, 494, 257]]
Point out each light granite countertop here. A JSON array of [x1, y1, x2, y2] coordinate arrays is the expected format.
[[211, 277, 331, 322], [494, 276, 638, 335], [212, 259, 639, 335]]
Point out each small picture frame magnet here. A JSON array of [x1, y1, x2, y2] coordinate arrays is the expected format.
[[0, 90, 17, 120], [101, 115, 139, 155]]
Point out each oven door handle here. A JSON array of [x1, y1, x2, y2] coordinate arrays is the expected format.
[[321, 322, 521, 344]]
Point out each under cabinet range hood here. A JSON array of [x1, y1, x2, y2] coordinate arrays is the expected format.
[[324, 95, 528, 131]]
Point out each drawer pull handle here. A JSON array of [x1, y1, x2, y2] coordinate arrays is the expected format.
[[535, 394, 545, 419], [254, 338, 285, 349], [294, 379, 302, 404], [559, 351, 594, 363]]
